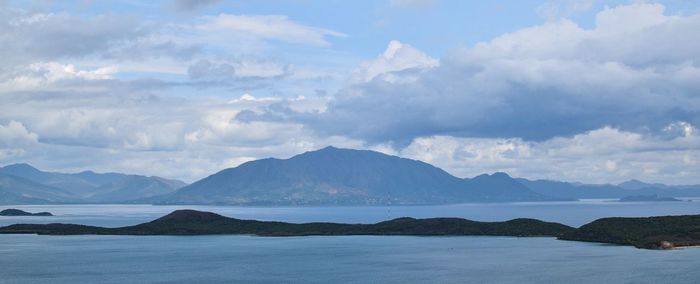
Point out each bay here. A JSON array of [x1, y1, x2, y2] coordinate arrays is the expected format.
[[2, 201, 700, 283]]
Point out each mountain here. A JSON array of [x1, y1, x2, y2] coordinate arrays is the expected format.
[[518, 178, 700, 200], [463, 172, 550, 201], [4, 148, 698, 206], [0, 173, 76, 204], [153, 146, 548, 205], [618, 179, 669, 190], [0, 164, 186, 204]]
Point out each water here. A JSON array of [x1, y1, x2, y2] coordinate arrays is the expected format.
[[2, 201, 700, 283]]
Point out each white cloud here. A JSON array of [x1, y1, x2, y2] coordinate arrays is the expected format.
[[0, 120, 38, 147], [399, 125, 700, 185], [196, 14, 346, 46], [188, 59, 290, 80], [0, 62, 117, 92], [353, 40, 438, 82]]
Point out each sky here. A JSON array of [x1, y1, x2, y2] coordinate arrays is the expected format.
[[0, 0, 699, 184]]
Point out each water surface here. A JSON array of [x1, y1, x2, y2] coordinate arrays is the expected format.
[[2, 201, 700, 283]]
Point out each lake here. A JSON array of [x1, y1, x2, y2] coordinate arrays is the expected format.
[[2, 201, 700, 283]]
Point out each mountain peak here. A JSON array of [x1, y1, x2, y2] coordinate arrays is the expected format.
[[2, 163, 40, 172], [294, 146, 381, 160], [618, 179, 655, 189], [473, 172, 513, 180], [320, 145, 339, 151], [491, 172, 512, 178]]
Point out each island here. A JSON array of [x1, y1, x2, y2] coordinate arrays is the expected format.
[[2, 210, 700, 250], [0, 209, 53, 216], [559, 214, 700, 249], [618, 194, 682, 202], [0, 209, 573, 237]]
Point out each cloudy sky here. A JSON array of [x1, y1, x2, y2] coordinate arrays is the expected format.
[[1, 0, 699, 184]]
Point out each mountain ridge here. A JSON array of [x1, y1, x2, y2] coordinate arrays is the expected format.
[[4, 146, 700, 205], [0, 164, 187, 204], [153, 147, 554, 205]]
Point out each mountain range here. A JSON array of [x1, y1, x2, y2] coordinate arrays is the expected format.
[[2, 146, 700, 205], [0, 164, 186, 204], [148, 146, 700, 205], [150, 146, 549, 205]]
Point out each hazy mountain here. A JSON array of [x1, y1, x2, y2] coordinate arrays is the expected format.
[[154, 146, 548, 205], [0, 164, 187, 203], [463, 172, 550, 201], [519, 179, 700, 199], [0, 173, 76, 204], [88, 175, 187, 202], [618, 179, 669, 190], [0, 163, 97, 195], [4, 148, 698, 206]]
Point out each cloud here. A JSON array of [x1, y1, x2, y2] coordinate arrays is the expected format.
[[171, 0, 221, 12], [195, 14, 347, 46], [0, 62, 117, 92], [245, 3, 700, 145], [0, 11, 147, 66], [399, 124, 700, 184], [352, 40, 438, 82], [1, 1, 699, 185], [187, 59, 290, 81], [0, 120, 38, 147]]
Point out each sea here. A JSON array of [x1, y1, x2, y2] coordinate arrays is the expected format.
[[2, 200, 700, 283]]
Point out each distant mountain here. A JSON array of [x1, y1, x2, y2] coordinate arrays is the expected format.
[[618, 194, 682, 202], [519, 178, 700, 200], [4, 148, 699, 206], [463, 172, 549, 201], [0, 164, 187, 204], [153, 146, 549, 205], [618, 179, 669, 190], [0, 173, 76, 204]]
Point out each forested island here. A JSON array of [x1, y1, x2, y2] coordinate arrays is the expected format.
[[0, 209, 573, 237], [559, 215, 700, 249], [1, 209, 699, 250]]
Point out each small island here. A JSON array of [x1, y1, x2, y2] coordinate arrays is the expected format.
[[618, 194, 682, 202], [0, 209, 53, 216]]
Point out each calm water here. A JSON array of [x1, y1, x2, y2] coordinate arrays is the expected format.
[[2, 201, 700, 283]]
